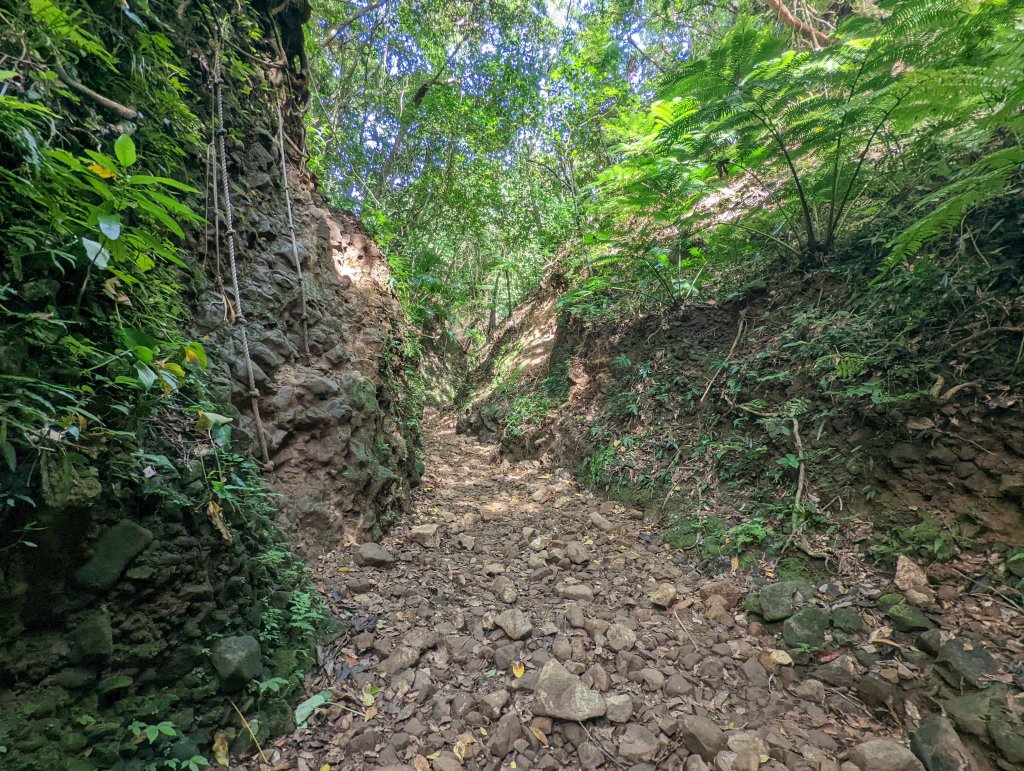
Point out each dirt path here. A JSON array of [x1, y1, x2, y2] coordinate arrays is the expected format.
[[254, 413, 923, 771]]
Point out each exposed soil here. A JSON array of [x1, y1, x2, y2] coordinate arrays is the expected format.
[[237, 412, 1023, 771]]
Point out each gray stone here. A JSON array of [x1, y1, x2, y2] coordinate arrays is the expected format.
[[432, 751, 462, 771], [558, 584, 595, 602], [943, 687, 1005, 736], [846, 739, 924, 771], [910, 716, 976, 771], [813, 654, 859, 688], [783, 607, 830, 648], [489, 712, 521, 758], [990, 721, 1024, 765], [493, 576, 518, 604], [408, 523, 441, 548], [758, 581, 815, 622], [832, 606, 866, 633], [381, 645, 421, 674], [532, 659, 606, 721], [494, 644, 519, 670], [619, 724, 659, 761], [605, 694, 633, 723], [889, 602, 935, 632], [578, 742, 605, 770], [353, 542, 395, 567], [68, 612, 113, 664], [566, 541, 590, 564], [607, 622, 637, 652], [935, 638, 1000, 689], [680, 715, 725, 762], [650, 583, 678, 608], [665, 674, 693, 697], [211, 635, 262, 690], [495, 609, 533, 640], [73, 520, 153, 591], [478, 689, 510, 719], [589, 512, 614, 531]]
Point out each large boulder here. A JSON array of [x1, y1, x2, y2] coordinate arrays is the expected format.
[[73, 520, 153, 591], [68, 612, 113, 664], [211, 635, 262, 691], [758, 580, 815, 621], [846, 739, 924, 771]]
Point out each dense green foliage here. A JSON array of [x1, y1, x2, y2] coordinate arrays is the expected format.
[[307, 0, 1021, 334], [1, 4, 329, 767]]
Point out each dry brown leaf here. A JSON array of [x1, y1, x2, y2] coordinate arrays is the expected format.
[[529, 726, 549, 747], [212, 731, 230, 766], [363, 705, 378, 721], [206, 501, 232, 542]]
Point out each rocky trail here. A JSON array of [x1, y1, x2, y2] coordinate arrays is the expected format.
[[243, 413, 1023, 771]]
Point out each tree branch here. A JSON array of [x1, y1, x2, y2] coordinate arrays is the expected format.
[[52, 59, 138, 120], [762, 0, 831, 48], [320, 0, 387, 48]]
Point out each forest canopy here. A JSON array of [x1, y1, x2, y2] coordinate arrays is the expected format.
[[305, 0, 1024, 330]]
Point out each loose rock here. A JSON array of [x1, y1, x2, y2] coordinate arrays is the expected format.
[[650, 583, 678, 608], [495, 609, 533, 640], [846, 739, 924, 771], [408, 523, 441, 547], [532, 659, 606, 721], [353, 542, 395, 567]]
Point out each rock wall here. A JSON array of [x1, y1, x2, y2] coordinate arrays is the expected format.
[[0, 1, 420, 768], [190, 141, 423, 540]]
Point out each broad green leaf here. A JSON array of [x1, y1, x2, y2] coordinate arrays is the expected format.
[[82, 238, 110, 269], [98, 213, 121, 241], [114, 134, 137, 167], [195, 411, 232, 432], [122, 328, 160, 349], [127, 174, 199, 192], [294, 691, 331, 727], [135, 363, 157, 389], [130, 346, 155, 364]]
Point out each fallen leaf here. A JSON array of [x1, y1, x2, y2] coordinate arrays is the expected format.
[[212, 731, 229, 766], [530, 726, 549, 747], [364, 705, 378, 721], [206, 501, 232, 542], [511, 661, 525, 678], [88, 162, 117, 179], [320, 766, 331, 771]]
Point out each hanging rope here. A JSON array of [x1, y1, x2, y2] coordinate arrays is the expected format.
[[212, 38, 271, 467], [275, 97, 310, 359]]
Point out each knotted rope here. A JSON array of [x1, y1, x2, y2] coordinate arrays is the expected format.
[[212, 40, 271, 467], [275, 97, 310, 359]]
